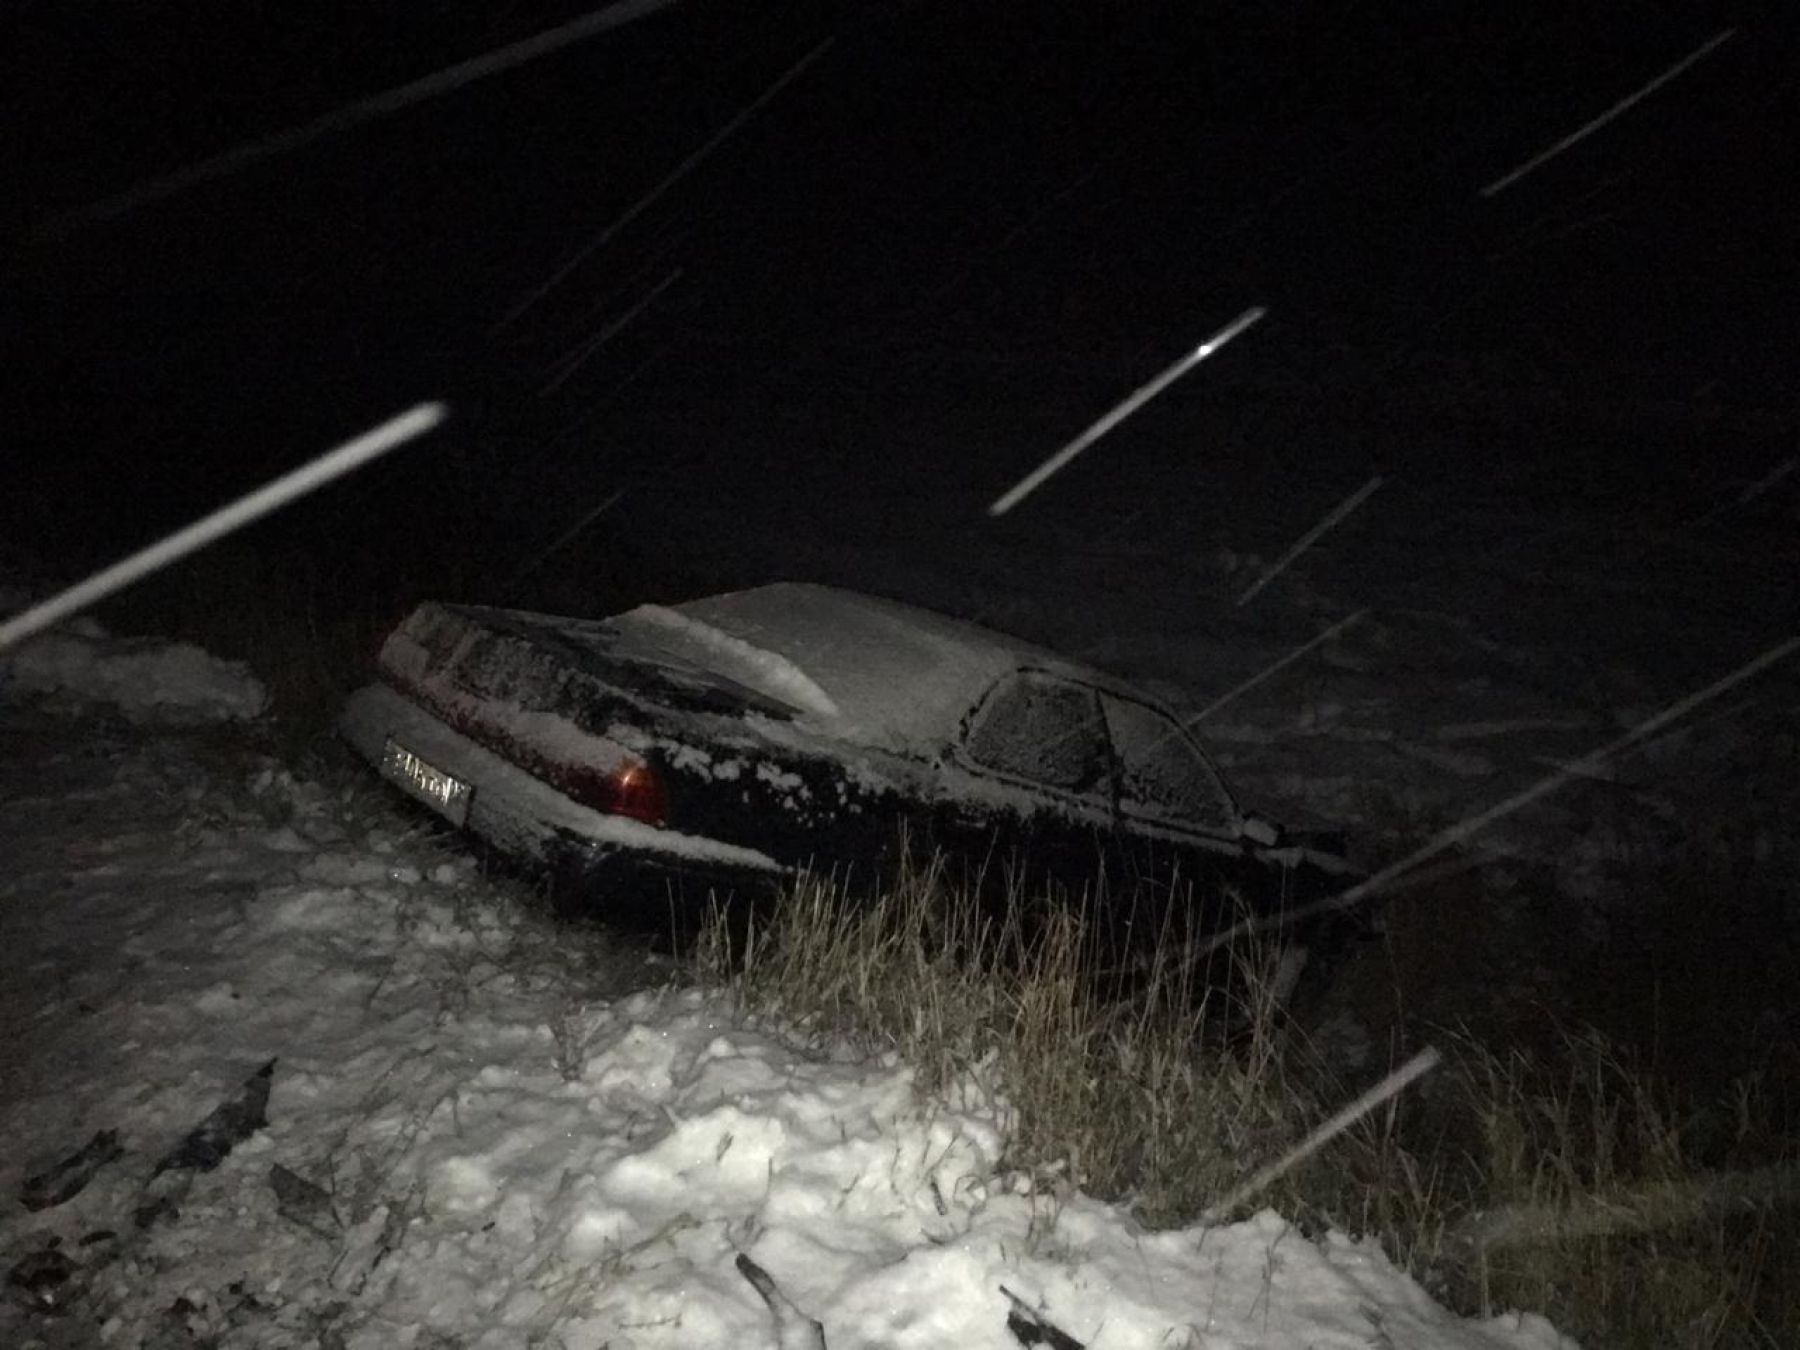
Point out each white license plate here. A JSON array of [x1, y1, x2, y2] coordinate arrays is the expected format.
[[380, 738, 472, 827]]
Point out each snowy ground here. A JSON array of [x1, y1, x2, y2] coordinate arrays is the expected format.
[[0, 628, 1581, 1348]]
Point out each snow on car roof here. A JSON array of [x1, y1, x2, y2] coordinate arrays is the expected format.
[[624, 602, 844, 720], [615, 583, 1086, 749]]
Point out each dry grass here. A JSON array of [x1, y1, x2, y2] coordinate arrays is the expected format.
[[1350, 1025, 1800, 1350], [1301, 781, 1800, 1349], [696, 850, 1800, 1347], [695, 846, 1329, 1228]]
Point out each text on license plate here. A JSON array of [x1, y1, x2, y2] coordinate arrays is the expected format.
[[380, 738, 473, 827]]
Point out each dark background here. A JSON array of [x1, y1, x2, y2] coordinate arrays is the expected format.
[[5, 0, 1794, 605]]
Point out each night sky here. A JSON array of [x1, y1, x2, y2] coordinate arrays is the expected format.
[[7, 1, 1795, 592]]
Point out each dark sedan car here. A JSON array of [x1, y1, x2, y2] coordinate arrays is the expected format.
[[340, 582, 1367, 996]]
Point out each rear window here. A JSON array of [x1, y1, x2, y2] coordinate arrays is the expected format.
[[1101, 694, 1236, 829], [963, 673, 1110, 797]]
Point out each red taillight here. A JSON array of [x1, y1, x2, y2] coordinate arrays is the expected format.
[[608, 762, 670, 826], [568, 759, 670, 827]]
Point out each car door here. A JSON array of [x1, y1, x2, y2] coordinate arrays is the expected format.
[[1097, 691, 1258, 950], [938, 669, 1120, 910]]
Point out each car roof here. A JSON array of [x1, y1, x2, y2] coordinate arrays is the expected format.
[[615, 582, 1123, 750]]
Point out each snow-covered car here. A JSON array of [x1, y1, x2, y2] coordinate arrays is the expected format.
[[340, 582, 1366, 989]]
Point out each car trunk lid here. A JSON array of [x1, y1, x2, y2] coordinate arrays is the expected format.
[[379, 602, 807, 723]]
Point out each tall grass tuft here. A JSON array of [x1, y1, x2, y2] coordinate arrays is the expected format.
[[697, 854, 1800, 1347], [1379, 1026, 1799, 1350], [695, 848, 1322, 1228]]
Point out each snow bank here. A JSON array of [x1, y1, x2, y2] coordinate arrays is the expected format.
[[386, 991, 1570, 1350], [2, 618, 268, 722]]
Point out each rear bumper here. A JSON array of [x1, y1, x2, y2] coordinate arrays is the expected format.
[[339, 683, 788, 907]]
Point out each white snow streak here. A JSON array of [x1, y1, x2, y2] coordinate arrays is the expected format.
[[535, 269, 684, 397], [37, 1, 687, 233], [1188, 609, 1367, 723], [1236, 475, 1384, 606], [0, 404, 445, 654], [1194, 631, 1800, 955], [987, 306, 1266, 516], [1734, 455, 1797, 507], [1202, 1047, 1443, 1225], [495, 37, 838, 331], [1478, 28, 1738, 198], [501, 489, 628, 599]]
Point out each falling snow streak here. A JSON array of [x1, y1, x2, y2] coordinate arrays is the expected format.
[[1188, 610, 1368, 724], [987, 308, 1266, 517], [535, 349, 677, 464], [34, 0, 686, 235], [1683, 455, 1800, 532], [1483, 170, 1643, 265], [536, 270, 683, 397], [500, 489, 627, 600], [494, 37, 837, 332], [1235, 476, 1384, 607], [1616, 453, 1799, 568], [1190, 630, 1800, 957], [1734, 456, 1797, 508], [983, 609, 1365, 808], [0, 405, 447, 654], [1201, 1048, 1442, 1226], [1478, 27, 1738, 198]]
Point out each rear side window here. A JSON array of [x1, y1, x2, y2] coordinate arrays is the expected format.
[[964, 673, 1110, 797], [1101, 694, 1236, 829]]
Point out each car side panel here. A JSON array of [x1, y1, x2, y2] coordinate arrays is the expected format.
[[353, 602, 1369, 984]]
